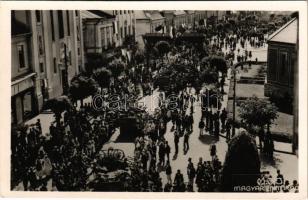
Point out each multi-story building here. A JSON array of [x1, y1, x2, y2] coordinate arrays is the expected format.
[[265, 17, 297, 103], [103, 10, 136, 47], [11, 10, 84, 124], [185, 10, 196, 28], [265, 17, 298, 153], [160, 10, 174, 34], [194, 11, 207, 23], [11, 11, 38, 124], [135, 10, 165, 49], [81, 10, 116, 55], [173, 10, 187, 28]]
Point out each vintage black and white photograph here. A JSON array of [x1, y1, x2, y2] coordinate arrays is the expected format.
[[10, 9, 300, 193]]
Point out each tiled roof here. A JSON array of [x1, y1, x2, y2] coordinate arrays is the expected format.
[[81, 10, 115, 19], [268, 18, 297, 44], [81, 10, 102, 19], [150, 12, 165, 20], [185, 10, 195, 14], [136, 11, 164, 21], [135, 10, 148, 20], [89, 10, 115, 19]]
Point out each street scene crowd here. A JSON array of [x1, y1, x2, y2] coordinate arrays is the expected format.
[[11, 11, 298, 192]]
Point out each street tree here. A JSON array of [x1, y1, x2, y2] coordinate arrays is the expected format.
[[221, 131, 261, 192], [202, 55, 228, 74], [109, 60, 125, 79], [238, 96, 278, 149], [85, 53, 108, 74], [69, 75, 99, 106], [154, 41, 170, 64], [92, 67, 112, 93], [44, 96, 73, 127], [198, 64, 219, 85], [210, 55, 228, 74]]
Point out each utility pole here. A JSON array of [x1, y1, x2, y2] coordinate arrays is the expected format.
[[232, 68, 236, 136]]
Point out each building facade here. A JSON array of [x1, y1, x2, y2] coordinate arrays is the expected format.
[[135, 11, 165, 49], [265, 17, 298, 153], [173, 10, 187, 28], [265, 18, 297, 102], [103, 10, 136, 47], [11, 11, 37, 124], [81, 10, 115, 55], [11, 10, 84, 124]]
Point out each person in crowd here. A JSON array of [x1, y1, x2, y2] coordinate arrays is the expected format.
[[158, 139, 166, 166], [210, 144, 217, 161], [165, 161, 172, 185], [220, 108, 228, 131], [173, 169, 184, 191], [164, 141, 171, 162], [276, 170, 284, 187], [187, 158, 196, 190], [199, 119, 205, 137], [174, 131, 179, 155], [183, 132, 190, 152]]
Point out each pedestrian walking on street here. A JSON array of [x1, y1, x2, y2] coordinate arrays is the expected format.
[[214, 118, 220, 138], [198, 119, 205, 137], [226, 119, 231, 141], [159, 140, 165, 166], [165, 141, 171, 162], [205, 108, 210, 129], [166, 161, 172, 185], [220, 108, 228, 131], [187, 158, 196, 190], [209, 111, 214, 135], [188, 113, 194, 132], [174, 132, 179, 155], [183, 132, 190, 152], [210, 144, 217, 161]]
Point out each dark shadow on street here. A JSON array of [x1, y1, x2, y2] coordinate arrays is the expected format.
[[198, 134, 219, 145]]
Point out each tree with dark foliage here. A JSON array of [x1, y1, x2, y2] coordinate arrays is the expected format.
[[69, 75, 99, 106], [221, 131, 261, 192]]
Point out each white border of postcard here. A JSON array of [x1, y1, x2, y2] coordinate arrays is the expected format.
[[0, 1, 307, 199]]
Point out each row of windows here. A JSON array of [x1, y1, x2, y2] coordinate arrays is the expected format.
[[35, 10, 72, 41], [17, 41, 58, 74], [119, 25, 135, 39], [113, 10, 134, 15], [35, 11, 76, 75]]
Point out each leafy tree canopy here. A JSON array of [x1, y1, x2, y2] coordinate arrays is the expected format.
[[239, 96, 278, 128]]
